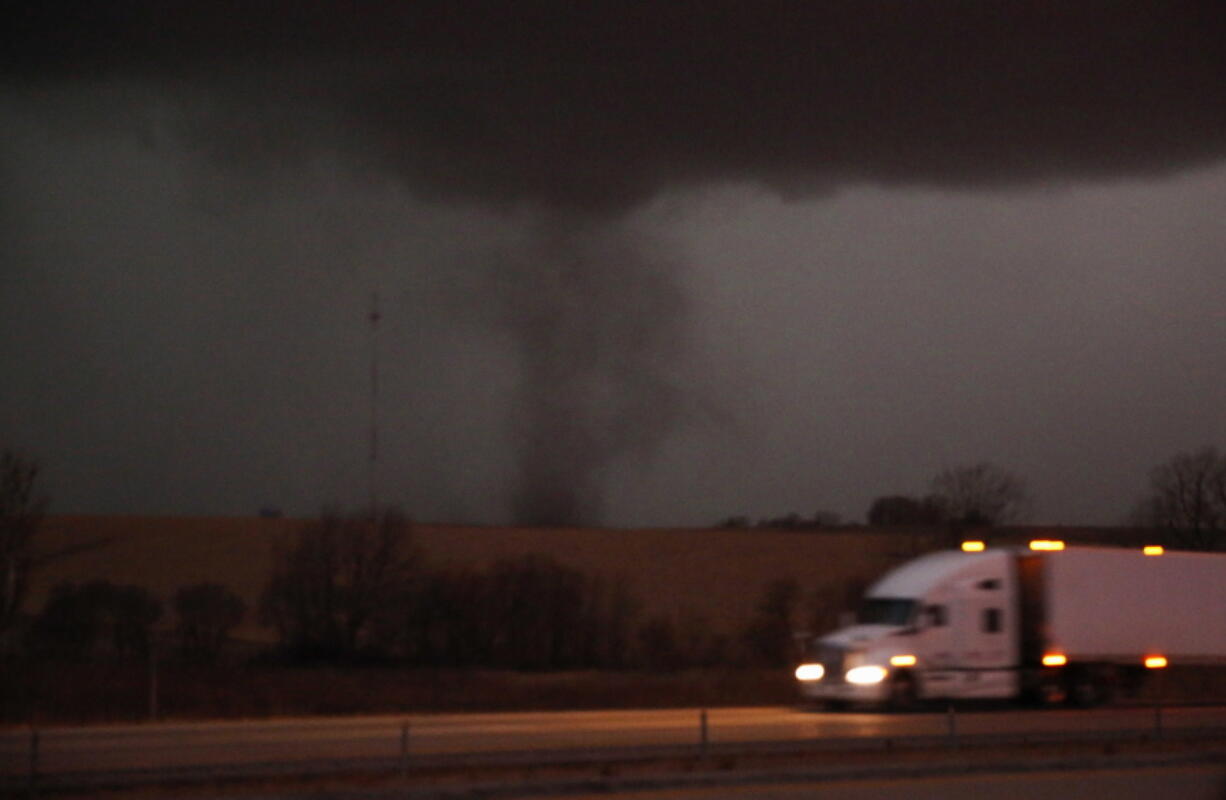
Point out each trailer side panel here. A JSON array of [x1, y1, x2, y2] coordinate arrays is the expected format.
[[1045, 547, 1226, 663]]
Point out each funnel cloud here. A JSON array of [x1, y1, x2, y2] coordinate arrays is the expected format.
[[3, 2, 1226, 525], [477, 220, 687, 525]]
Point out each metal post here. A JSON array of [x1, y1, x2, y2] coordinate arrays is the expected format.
[[946, 704, 958, 749], [699, 709, 709, 758], [27, 725, 39, 800], [400, 720, 410, 778], [148, 639, 158, 721]]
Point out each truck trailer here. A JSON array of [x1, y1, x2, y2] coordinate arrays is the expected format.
[[795, 541, 1226, 708]]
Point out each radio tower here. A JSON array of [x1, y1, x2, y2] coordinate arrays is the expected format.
[[367, 291, 380, 521]]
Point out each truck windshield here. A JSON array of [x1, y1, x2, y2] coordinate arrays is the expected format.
[[857, 598, 917, 626]]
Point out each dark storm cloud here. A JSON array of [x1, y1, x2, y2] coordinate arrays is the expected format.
[[7, 1, 1226, 209], [5, 1, 1226, 526]]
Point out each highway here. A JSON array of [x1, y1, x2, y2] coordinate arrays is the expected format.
[[549, 764, 1226, 800], [3, 704, 1226, 779]]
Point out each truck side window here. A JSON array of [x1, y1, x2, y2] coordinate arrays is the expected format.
[[924, 605, 947, 627], [983, 608, 1002, 633]]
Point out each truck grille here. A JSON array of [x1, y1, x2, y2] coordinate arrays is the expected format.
[[811, 643, 847, 683]]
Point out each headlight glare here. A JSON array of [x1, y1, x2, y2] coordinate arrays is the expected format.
[[794, 663, 825, 682], [845, 665, 889, 685]]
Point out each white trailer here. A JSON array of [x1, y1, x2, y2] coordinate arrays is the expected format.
[[795, 541, 1226, 708]]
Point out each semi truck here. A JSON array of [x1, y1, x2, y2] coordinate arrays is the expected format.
[[795, 540, 1226, 708]]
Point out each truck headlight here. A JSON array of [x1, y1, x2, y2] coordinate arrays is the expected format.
[[845, 665, 889, 685], [794, 663, 825, 682]]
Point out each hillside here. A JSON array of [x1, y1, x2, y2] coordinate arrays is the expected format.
[[28, 516, 1139, 642]]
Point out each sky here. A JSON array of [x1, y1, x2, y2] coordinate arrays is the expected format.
[[3, 1, 1226, 527]]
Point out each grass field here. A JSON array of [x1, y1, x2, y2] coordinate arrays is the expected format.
[[2, 661, 799, 724], [30, 516, 1140, 643], [30, 516, 947, 641]]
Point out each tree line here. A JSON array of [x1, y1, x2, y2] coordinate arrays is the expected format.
[[24, 579, 243, 662], [729, 454, 1226, 538], [867, 462, 1032, 527], [255, 507, 836, 668], [5, 501, 833, 669], [4, 447, 1226, 668], [725, 462, 1034, 530]]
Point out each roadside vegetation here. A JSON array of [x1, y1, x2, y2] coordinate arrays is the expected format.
[[4, 446, 1225, 724], [5, 504, 818, 724], [2, 662, 799, 723]]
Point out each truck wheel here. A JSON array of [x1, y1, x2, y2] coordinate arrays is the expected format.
[[887, 671, 918, 711], [1067, 666, 1114, 708], [1028, 671, 1067, 707], [1040, 681, 1068, 706]]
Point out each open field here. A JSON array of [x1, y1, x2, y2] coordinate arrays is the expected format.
[[30, 516, 925, 641], [29, 516, 1137, 642]]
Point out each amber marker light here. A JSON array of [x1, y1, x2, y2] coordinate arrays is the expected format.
[[961, 540, 986, 553], [1042, 653, 1068, 667], [890, 654, 918, 667], [1029, 540, 1066, 551], [1143, 545, 1164, 556], [1145, 655, 1168, 669]]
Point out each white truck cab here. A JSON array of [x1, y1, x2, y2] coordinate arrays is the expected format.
[[797, 541, 1226, 709], [797, 547, 1020, 708]]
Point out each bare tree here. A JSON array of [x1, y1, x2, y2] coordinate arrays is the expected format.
[[1132, 446, 1226, 551], [174, 582, 246, 662], [1, 450, 47, 641], [260, 507, 417, 659], [929, 462, 1030, 526], [741, 578, 801, 667], [484, 554, 591, 670], [29, 581, 161, 660]]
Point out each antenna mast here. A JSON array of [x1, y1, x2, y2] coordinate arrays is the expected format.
[[367, 291, 380, 521]]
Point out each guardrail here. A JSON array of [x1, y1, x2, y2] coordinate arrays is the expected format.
[[5, 709, 1226, 795]]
